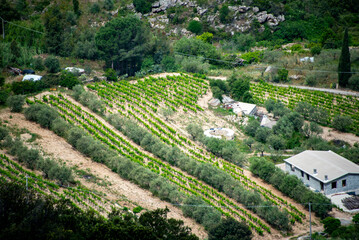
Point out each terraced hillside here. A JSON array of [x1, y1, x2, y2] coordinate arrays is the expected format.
[[23, 73, 323, 238]]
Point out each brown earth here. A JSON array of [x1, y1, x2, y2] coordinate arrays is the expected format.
[[0, 109, 207, 239]]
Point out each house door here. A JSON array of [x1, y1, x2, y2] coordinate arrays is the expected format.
[[320, 182, 324, 191]]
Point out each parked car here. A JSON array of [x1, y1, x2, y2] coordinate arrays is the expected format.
[[22, 69, 35, 75]]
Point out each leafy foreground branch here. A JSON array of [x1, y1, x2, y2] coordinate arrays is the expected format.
[[0, 182, 198, 240]]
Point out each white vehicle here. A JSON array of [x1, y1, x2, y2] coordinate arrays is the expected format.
[[22, 74, 42, 81]]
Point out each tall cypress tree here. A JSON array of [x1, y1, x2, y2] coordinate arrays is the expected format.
[[338, 28, 351, 87]]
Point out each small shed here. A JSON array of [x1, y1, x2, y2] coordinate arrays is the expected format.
[[22, 74, 42, 81], [260, 115, 276, 129]]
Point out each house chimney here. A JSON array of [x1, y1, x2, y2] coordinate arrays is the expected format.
[[324, 175, 328, 180], [313, 169, 317, 174]]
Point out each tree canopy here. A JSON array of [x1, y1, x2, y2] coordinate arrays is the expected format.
[[96, 15, 152, 76]]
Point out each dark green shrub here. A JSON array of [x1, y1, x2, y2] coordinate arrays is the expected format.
[[187, 20, 203, 35], [348, 74, 359, 91], [7, 95, 25, 112], [90, 2, 100, 14], [310, 46, 322, 55], [133, 0, 155, 14], [219, 5, 230, 23], [322, 217, 341, 235], [60, 71, 81, 89], [332, 115, 353, 132], [44, 56, 61, 73], [105, 68, 117, 81], [33, 57, 45, 71], [277, 68, 289, 82], [103, 0, 114, 10]]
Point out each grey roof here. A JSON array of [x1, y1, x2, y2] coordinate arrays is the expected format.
[[284, 150, 359, 183]]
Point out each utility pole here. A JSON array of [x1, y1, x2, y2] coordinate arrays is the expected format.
[[26, 174, 28, 190], [309, 202, 312, 240]]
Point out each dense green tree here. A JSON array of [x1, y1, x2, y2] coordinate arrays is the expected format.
[[139, 208, 198, 240], [267, 135, 286, 150], [348, 74, 359, 91], [322, 217, 341, 235], [209, 218, 252, 240], [133, 0, 155, 14], [6, 95, 25, 112], [44, 56, 61, 73], [186, 123, 204, 141], [338, 28, 351, 87], [43, 5, 66, 55], [103, 0, 114, 11], [187, 20, 203, 35], [255, 127, 271, 143], [96, 15, 152, 76], [219, 5, 230, 24], [60, 72, 81, 89], [332, 115, 353, 132], [244, 119, 260, 137], [174, 37, 220, 64], [73, 0, 80, 15]]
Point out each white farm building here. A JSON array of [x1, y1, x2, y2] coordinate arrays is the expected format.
[[284, 150, 359, 195]]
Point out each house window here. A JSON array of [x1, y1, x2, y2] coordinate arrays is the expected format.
[[301, 171, 304, 177], [306, 174, 310, 180], [342, 180, 346, 187], [332, 182, 337, 189], [291, 165, 295, 172]]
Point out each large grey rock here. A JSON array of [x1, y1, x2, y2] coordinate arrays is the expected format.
[[253, 7, 259, 13], [198, 8, 208, 15], [152, 1, 160, 8], [238, 6, 250, 13], [256, 11, 268, 23]]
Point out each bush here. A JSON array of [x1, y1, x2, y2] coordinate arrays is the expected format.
[[277, 68, 289, 82], [103, 0, 114, 10], [187, 20, 203, 35], [44, 56, 61, 73], [196, 32, 213, 43], [219, 5, 230, 23], [133, 0, 155, 14], [322, 217, 341, 235], [332, 115, 353, 132], [310, 46, 322, 55], [7, 95, 25, 112], [305, 74, 317, 86], [90, 2, 101, 14], [161, 55, 178, 72], [209, 218, 252, 240], [105, 68, 117, 81], [233, 34, 256, 52], [178, 56, 209, 74], [290, 44, 302, 52], [60, 72, 81, 89], [348, 74, 359, 91], [33, 57, 45, 71]]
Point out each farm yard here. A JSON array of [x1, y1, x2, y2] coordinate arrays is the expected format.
[[2, 72, 359, 239], [18, 73, 336, 238]]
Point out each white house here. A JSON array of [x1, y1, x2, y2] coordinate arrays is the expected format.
[[284, 150, 359, 195], [232, 102, 257, 116]]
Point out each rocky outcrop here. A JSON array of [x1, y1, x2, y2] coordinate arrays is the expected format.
[[128, 0, 285, 37]]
